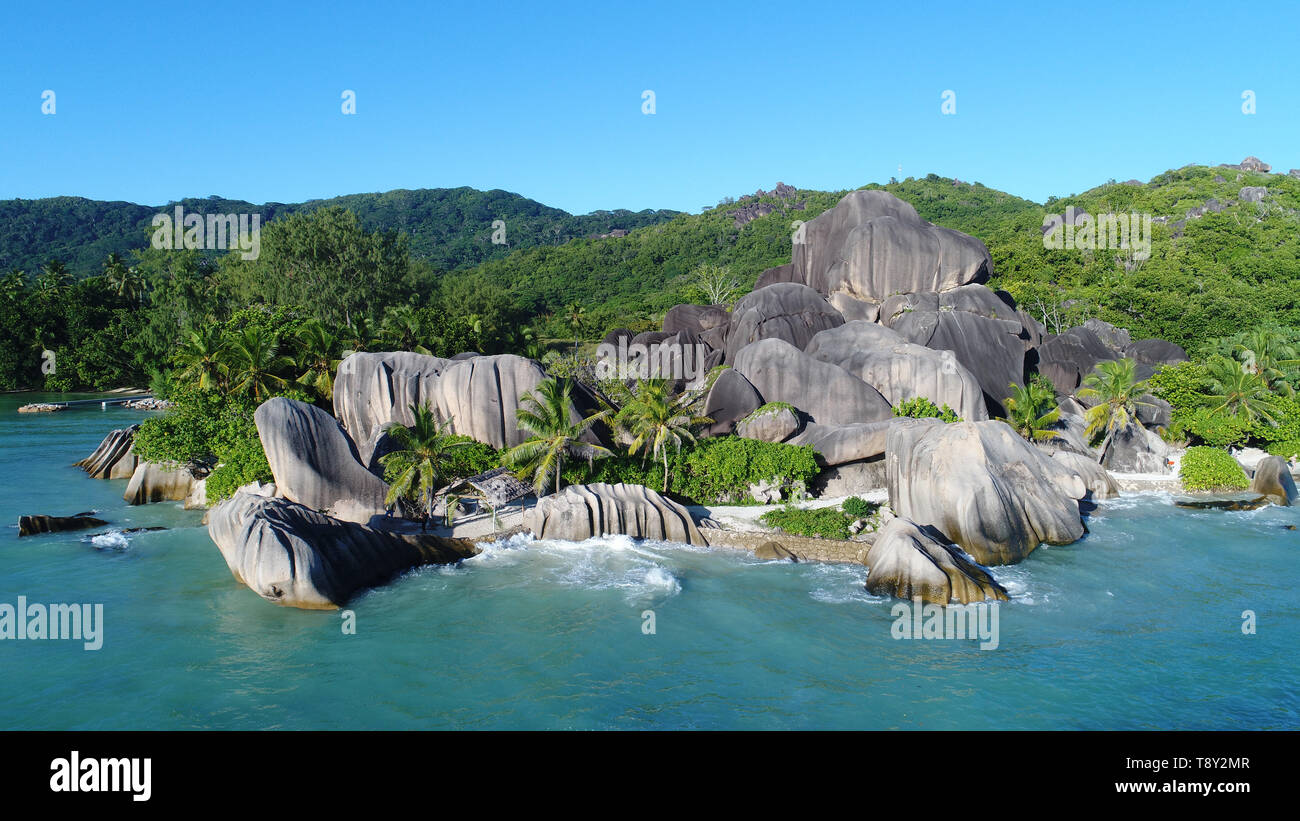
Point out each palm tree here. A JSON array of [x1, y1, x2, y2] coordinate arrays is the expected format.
[[35, 260, 71, 300], [173, 325, 227, 391], [222, 326, 290, 401], [0, 269, 26, 303], [379, 404, 472, 530], [1202, 355, 1279, 426], [103, 253, 145, 304], [340, 315, 379, 357], [1001, 381, 1062, 442], [1234, 328, 1299, 394], [503, 377, 610, 496], [1077, 358, 1151, 464], [295, 320, 341, 401], [565, 303, 586, 354], [615, 378, 711, 493], [380, 304, 431, 354]]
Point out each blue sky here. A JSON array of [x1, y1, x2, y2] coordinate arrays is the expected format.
[[1, 0, 1296, 214]]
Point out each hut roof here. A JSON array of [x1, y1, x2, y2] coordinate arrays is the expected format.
[[446, 467, 533, 507]]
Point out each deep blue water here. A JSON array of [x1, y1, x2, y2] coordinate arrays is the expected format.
[[1, 392, 1297, 730]]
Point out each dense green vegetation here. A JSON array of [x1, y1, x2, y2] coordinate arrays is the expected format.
[[0, 189, 679, 277], [1179, 446, 1251, 492], [892, 396, 961, 423], [757, 495, 881, 540]]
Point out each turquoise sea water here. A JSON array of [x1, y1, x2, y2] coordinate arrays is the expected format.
[[1, 392, 1297, 730]]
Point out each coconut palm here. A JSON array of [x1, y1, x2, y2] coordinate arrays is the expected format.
[[1001, 381, 1061, 442], [222, 326, 291, 401], [1202, 354, 1280, 426], [340, 315, 379, 357], [295, 320, 342, 401], [615, 378, 711, 493], [1077, 358, 1151, 464], [173, 325, 227, 391], [0, 269, 25, 304], [103, 253, 145, 304], [503, 377, 610, 496], [565, 302, 586, 354], [380, 304, 431, 354], [34, 260, 72, 300], [1234, 328, 1299, 394], [379, 404, 472, 530]]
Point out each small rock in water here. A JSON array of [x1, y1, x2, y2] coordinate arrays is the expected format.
[[1174, 496, 1270, 511], [18, 513, 108, 537], [754, 541, 798, 562]]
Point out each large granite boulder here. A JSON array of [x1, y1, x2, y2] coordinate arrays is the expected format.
[[864, 517, 1009, 605], [525, 483, 704, 545], [787, 421, 894, 465], [804, 321, 905, 362], [793, 190, 992, 310], [813, 340, 988, 422], [701, 368, 763, 436], [124, 462, 199, 505], [736, 404, 801, 443], [878, 283, 1016, 327], [725, 283, 844, 362], [432, 354, 550, 450], [886, 419, 1087, 566], [1101, 421, 1171, 474], [1249, 455, 1297, 506], [1124, 338, 1189, 380], [208, 492, 478, 609], [891, 309, 1026, 416], [663, 304, 730, 339], [1035, 326, 1119, 394], [1050, 450, 1120, 500], [733, 338, 892, 427], [333, 351, 451, 463], [1136, 394, 1173, 428], [75, 425, 140, 480], [255, 397, 389, 521]]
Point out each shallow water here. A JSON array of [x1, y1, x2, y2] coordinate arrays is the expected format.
[[1, 393, 1297, 729]]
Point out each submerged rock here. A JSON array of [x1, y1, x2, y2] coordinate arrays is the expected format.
[[754, 541, 798, 562], [886, 419, 1087, 566], [18, 513, 108, 537], [864, 517, 1008, 605], [208, 492, 479, 609], [525, 483, 704, 545]]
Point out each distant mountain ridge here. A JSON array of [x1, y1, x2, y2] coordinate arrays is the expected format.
[[0, 187, 681, 276]]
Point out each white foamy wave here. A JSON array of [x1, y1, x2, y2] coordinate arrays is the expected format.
[[90, 531, 129, 550]]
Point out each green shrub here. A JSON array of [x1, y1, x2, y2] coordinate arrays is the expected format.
[[43, 373, 73, 393], [441, 435, 502, 478], [742, 401, 796, 423], [1169, 406, 1254, 448], [1179, 446, 1249, 492], [205, 435, 273, 504], [759, 506, 853, 540], [675, 436, 819, 504], [1147, 360, 1209, 412], [841, 496, 878, 518], [1267, 440, 1300, 460], [892, 396, 960, 423]]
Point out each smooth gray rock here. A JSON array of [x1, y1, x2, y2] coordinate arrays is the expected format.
[[18, 513, 109, 537], [433, 354, 550, 450], [736, 405, 801, 443], [804, 321, 905, 362], [794, 190, 992, 304], [1036, 326, 1119, 394], [701, 368, 763, 436], [1249, 455, 1297, 506], [879, 283, 1016, 327], [1240, 186, 1268, 203], [788, 420, 894, 465], [1124, 338, 1189, 370], [1101, 421, 1171, 474], [124, 462, 198, 505], [891, 309, 1026, 416], [525, 483, 704, 545], [816, 341, 988, 422], [1136, 394, 1172, 428], [255, 397, 390, 521], [864, 517, 1009, 605], [1083, 319, 1132, 351], [734, 338, 892, 427], [725, 283, 844, 362], [208, 492, 478, 609], [754, 263, 802, 289], [75, 425, 140, 480], [663, 304, 730, 338], [333, 351, 452, 463], [1050, 450, 1120, 500], [886, 419, 1087, 566]]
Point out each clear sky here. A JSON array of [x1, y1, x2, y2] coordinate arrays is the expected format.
[[1, 0, 1296, 214]]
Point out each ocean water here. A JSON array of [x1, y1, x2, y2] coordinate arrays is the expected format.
[[1, 392, 1297, 730]]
